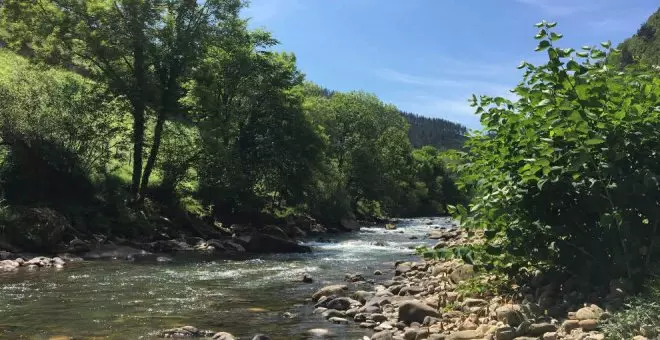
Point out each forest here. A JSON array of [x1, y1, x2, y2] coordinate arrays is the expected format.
[[0, 0, 465, 251]]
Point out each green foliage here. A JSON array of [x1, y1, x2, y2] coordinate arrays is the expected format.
[[603, 278, 660, 339], [0, 50, 129, 206], [610, 9, 660, 69], [446, 22, 660, 283], [0, 0, 469, 241], [402, 112, 468, 150]]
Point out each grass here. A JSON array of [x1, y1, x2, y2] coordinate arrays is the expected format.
[[602, 278, 660, 339]]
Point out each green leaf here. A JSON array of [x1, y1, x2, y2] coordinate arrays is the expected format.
[[537, 99, 552, 106], [600, 40, 611, 49], [550, 32, 563, 41], [534, 21, 545, 28], [581, 45, 592, 50], [567, 60, 580, 71], [535, 29, 547, 39], [517, 61, 527, 69], [546, 22, 557, 28], [535, 40, 551, 51], [576, 51, 589, 58], [585, 138, 605, 145], [537, 178, 548, 190]]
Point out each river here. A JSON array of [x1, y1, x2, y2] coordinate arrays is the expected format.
[[0, 217, 453, 339]]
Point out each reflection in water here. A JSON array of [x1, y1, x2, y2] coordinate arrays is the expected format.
[[0, 217, 453, 339]]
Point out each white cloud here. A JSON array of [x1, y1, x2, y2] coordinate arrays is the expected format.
[[375, 68, 514, 94]]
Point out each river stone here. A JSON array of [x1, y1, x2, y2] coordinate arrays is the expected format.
[[329, 316, 349, 324], [398, 300, 440, 324], [359, 305, 382, 313], [312, 284, 348, 301], [360, 322, 376, 328], [213, 332, 235, 340], [446, 329, 484, 340], [449, 264, 475, 284], [252, 335, 271, 340], [354, 290, 375, 304], [494, 326, 516, 340], [542, 332, 557, 340], [326, 297, 355, 310], [561, 319, 579, 332], [575, 305, 603, 320], [346, 308, 359, 317], [399, 286, 425, 296], [370, 313, 388, 322], [371, 330, 394, 340], [322, 309, 346, 319], [345, 273, 365, 282], [579, 319, 598, 331], [395, 263, 412, 276], [496, 304, 527, 327], [527, 323, 558, 337], [0, 260, 20, 271]]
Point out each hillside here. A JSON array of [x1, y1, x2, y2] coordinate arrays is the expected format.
[[613, 8, 660, 68], [402, 112, 467, 150]]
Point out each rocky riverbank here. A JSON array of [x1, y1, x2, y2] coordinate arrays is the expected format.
[[0, 216, 353, 273], [306, 226, 646, 340]]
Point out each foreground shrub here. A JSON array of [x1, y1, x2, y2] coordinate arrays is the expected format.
[[447, 22, 660, 285]]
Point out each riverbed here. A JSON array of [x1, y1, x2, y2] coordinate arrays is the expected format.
[[0, 217, 453, 339]]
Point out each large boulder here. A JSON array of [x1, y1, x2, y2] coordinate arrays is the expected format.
[[339, 218, 360, 231], [235, 233, 310, 253], [0, 260, 20, 271], [7, 207, 70, 252], [398, 300, 440, 324]]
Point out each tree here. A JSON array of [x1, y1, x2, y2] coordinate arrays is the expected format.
[[304, 87, 416, 220], [182, 21, 322, 218], [0, 0, 243, 201]]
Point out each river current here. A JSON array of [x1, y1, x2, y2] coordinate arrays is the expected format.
[[0, 217, 454, 339]]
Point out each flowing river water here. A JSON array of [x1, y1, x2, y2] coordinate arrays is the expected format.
[[0, 217, 454, 339]]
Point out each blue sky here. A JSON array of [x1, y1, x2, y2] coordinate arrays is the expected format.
[[242, 0, 658, 130]]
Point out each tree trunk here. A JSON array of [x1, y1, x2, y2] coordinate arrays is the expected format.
[[139, 110, 165, 197], [131, 100, 145, 199], [129, 2, 147, 201]]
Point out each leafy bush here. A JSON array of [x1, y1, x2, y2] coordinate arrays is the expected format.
[[447, 22, 660, 284], [0, 51, 129, 206]]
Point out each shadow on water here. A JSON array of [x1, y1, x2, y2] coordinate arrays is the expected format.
[[0, 217, 455, 339]]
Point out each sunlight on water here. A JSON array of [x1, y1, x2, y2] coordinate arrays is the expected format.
[[0, 217, 452, 339]]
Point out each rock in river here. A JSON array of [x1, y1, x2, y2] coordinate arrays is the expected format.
[[235, 233, 311, 253], [398, 300, 440, 324], [312, 284, 348, 301]]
